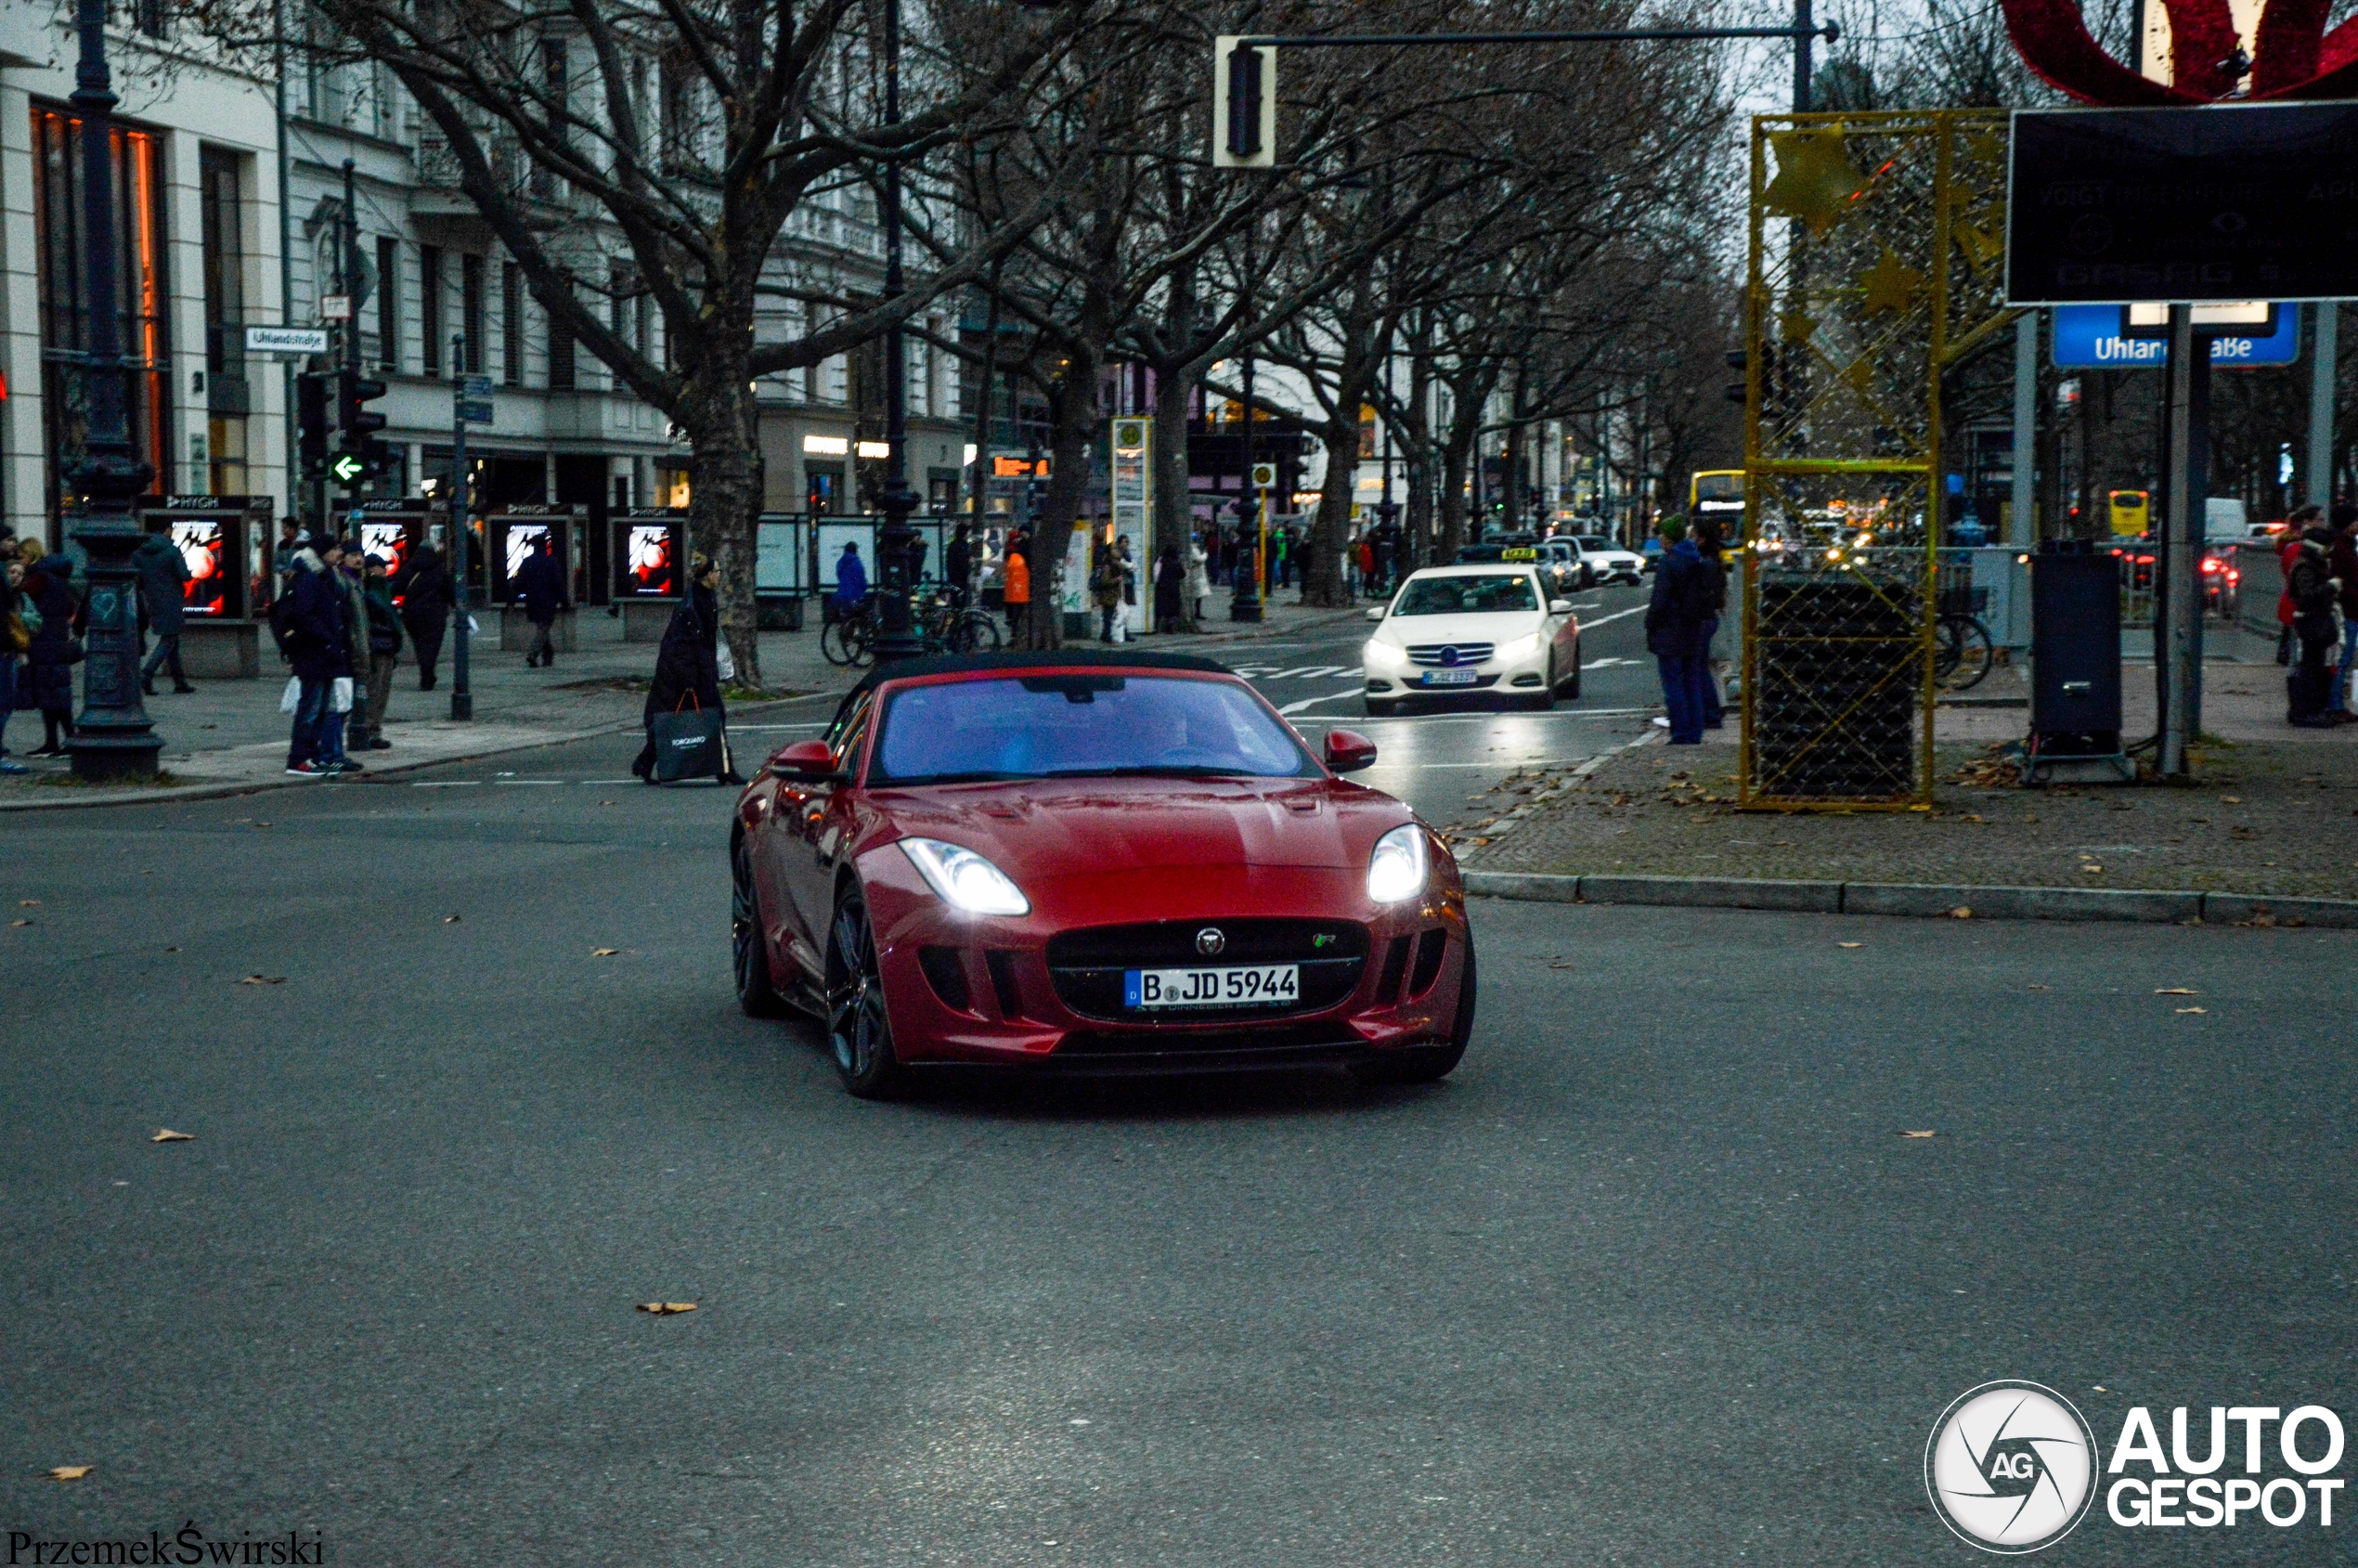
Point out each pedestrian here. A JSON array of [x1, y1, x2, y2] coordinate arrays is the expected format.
[[133, 526, 195, 696], [1645, 515, 1713, 745], [1354, 533, 1375, 598], [2329, 502, 2358, 718], [0, 551, 27, 773], [2284, 515, 2342, 728], [1184, 532, 1211, 627], [2275, 505, 2318, 666], [279, 534, 346, 776], [1117, 535, 1138, 632], [513, 534, 567, 667], [1691, 515, 1729, 730], [1002, 528, 1030, 642], [357, 554, 404, 750], [395, 543, 454, 690], [1091, 537, 1122, 641], [272, 518, 304, 601], [322, 539, 369, 768], [1154, 539, 1185, 631], [19, 548, 80, 758], [632, 552, 742, 785], [945, 522, 974, 610], [834, 540, 869, 621]]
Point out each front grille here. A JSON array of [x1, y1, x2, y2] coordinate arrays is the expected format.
[[1056, 1020, 1364, 1056], [1045, 918, 1368, 1022], [1406, 642, 1495, 667], [917, 946, 971, 1012]]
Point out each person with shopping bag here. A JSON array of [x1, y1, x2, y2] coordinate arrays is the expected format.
[[632, 553, 744, 784]]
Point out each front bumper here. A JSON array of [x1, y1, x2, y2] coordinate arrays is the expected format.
[[1365, 647, 1549, 696], [858, 857, 1471, 1073]]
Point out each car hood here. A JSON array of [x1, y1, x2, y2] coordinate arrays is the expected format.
[[1371, 610, 1544, 647], [862, 775, 1414, 874]]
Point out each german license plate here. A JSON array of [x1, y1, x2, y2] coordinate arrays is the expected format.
[[1124, 964, 1300, 1009], [1424, 668, 1479, 686]]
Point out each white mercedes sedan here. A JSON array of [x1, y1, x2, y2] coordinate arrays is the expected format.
[[1361, 564, 1581, 716], [1567, 535, 1647, 586]]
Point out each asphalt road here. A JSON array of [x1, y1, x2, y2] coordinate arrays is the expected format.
[[5, 742, 2352, 1567]]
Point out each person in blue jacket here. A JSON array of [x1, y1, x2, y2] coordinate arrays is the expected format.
[[834, 541, 869, 619], [1644, 516, 1713, 745]]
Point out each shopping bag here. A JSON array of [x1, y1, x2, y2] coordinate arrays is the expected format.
[[279, 675, 302, 715], [329, 677, 355, 714], [649, 700, 724, 783], [716, 644, 736, 684]]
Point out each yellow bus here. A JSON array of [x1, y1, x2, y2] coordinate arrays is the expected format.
[[1691, 470, 1744, 554]]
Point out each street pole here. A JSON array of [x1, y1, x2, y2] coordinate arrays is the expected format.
[[2308, 302, 2339, 511], [1793, 0, 1815, 112], [64, 0, 162, 782], [2158, 305, 2205, 777], [2010, 312, 2037, 546], [450, 334, 473, 720], [1231, 233, 1263, 622], [871, 0, 923, 663], [341, 158, 360, 522]]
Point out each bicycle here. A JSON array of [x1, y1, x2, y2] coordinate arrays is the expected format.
[[821, 601, 875, 667], [1933, 587, 1995, 693], [821, 590, 1000, 666]]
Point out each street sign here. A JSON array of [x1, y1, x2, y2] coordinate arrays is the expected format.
[[328, 452, 366, 484], [2050, 303, 2300, 368], [319, 294, 352, 321], [2006, 103, 2358, 304], [460, 375, 494, 398], [1250, 461, 1277, 487], [458, 399, 495, 425], [245, 326, 330, 356]]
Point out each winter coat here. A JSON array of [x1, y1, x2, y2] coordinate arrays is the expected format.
[[337, 569, 371, 675], [397, 549, 455, 630], [946, 534, 974, 592], [1645, 539, 1713, 658], [835, 551, 869, 612], [363, 580, 405, 656], [1154, 550, 1185, 621], [1002, 551, 1030, 606], [133, 533, 190, 637], [1185, 544, 1210, 605], [645, 583, 723, 722], [1090, 549, 1122, 609], [2330, 532, 2358, 618], [513, 549, 566, 625], [284, 552, 349, 682], [2286, 530, 2340, 627], [20, 558, 79, 713]]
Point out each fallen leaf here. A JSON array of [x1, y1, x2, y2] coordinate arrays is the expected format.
[[1547, 961, 1576, 969], [1960, 814, 1984, 823], [591, 947, 622, 957], [2080, 864, 2104, 874], [2176, 1006, 2208, 1015], [9, 919, 30, 927], [19, 900, 38, 907], [149, 1129, 194, 1143], [237, 974, 287, 986], [47, 1465, 93, 1482], [1837, 942, 1864, 949], [2154, 987, 2196, 994], [253, 823, 271, 829], [636, 1301, 698, 1315], [163, 946, 180, 952], [2220, 796, 2241, 804], [1900, 1130, 1937, 1139], [2028, 983, 2051, 990], [442, 915, 462, 925], [1950, 906, 1972, 919]]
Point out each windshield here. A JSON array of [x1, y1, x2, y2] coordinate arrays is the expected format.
[[1392, 574, 1540, 616], [1694, 473, 1743, 503], [1573, 536, 1612, 551], [871, 674, 1316, 784]]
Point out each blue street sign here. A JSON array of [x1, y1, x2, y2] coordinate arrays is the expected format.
[[458, 399, 495, 425], [2051, 304, 2300, 369]]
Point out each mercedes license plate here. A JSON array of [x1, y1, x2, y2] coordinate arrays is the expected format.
[[1424, 668, 1479, 686], [1124, 964, 1299, 1009]]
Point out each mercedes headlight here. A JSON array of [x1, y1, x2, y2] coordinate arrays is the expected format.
[[900, 837, 1030, 915], [1494, 632, 1542, 663], [1367, 824, 1429, 904], [1365, 639, 1408, 667]]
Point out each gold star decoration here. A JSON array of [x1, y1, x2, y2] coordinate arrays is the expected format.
[[1779, 307, 1818, 349], [1951, 219, 2002, 275], [1764, 129, 1865, 238], [1858, 248, 1925, 315]]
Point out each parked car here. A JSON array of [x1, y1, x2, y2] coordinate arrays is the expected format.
[[1362, 564, 1581, 716], [1565, 535, 1646, 587]]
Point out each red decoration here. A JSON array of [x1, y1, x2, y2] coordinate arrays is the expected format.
[[2001, 0, 2358, 104]]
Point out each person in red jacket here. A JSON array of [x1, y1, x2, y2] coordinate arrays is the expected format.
[[2276, 504, 2320, 664]]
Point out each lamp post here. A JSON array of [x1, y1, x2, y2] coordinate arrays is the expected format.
[[66, 0, 162, 782], [870, 0, 924, 664]]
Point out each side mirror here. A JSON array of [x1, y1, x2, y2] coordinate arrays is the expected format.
[[1548, 599, 1574, 615], [1324, 729, 1379, 773], [768, 739, 836, 778], [1364, 605, 1385, 621]]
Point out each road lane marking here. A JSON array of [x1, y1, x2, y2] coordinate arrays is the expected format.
[[1577, 603, 1649, 628]]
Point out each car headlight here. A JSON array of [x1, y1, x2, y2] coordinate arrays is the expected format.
[[900, 837, 1030, 915], [1365, 639, 1408, 667], [1493, 631, 1542, 663], [1367, 824, 1429, 904]]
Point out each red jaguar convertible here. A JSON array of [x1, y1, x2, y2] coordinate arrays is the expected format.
[[730, 651, 1475, 1097]]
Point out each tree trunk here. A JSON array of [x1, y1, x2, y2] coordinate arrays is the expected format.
[[680, 369, 765, 691], [1023, 351, 1101, 649], [1304, 411, 1360, 607], [1437, 440, 1471, 564], [1500, 417, 1525, 534], [1403, 452, 1432, 575], [1150, 369, 1198, 628]]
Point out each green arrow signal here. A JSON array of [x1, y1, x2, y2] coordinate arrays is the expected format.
[[330, 452, 365, 484]]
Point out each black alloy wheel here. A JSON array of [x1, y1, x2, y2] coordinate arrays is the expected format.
[[732, 837, 788, 1017], [825, 887, 907, 1098]]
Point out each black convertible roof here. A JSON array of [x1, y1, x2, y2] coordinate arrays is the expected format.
[[828, 647, 1234, 729]]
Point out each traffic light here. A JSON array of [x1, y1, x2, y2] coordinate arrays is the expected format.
[[1723, 348, 1748, 405], [1212, 37, 1275, 168], [296, 372, 330, 475], [336, 368, 390, 488]]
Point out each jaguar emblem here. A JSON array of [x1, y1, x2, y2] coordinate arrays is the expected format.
[[1195, 927, 1226, 956]]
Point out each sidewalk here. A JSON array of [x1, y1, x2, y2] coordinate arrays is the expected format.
[[1449, 658, 2358, 902], [0, 595, 1363, 810]]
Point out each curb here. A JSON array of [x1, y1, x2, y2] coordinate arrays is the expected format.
[[1462, 871, 2358, 928], [0, 721, 632, 814]]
